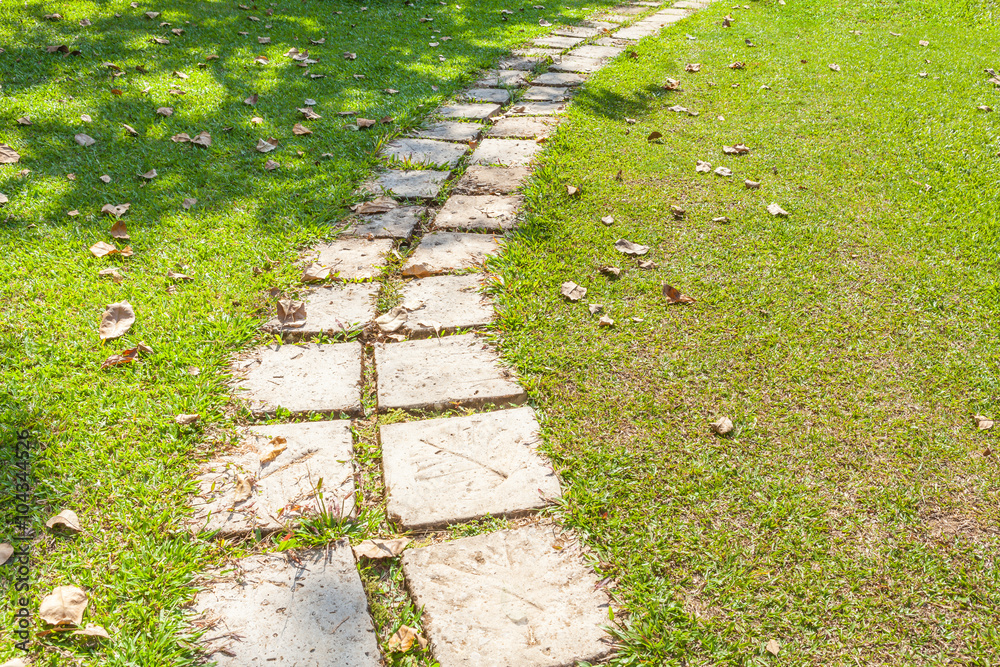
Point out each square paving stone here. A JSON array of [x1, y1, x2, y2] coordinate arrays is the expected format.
[[398, 273, 494, 337], [470, 139, 543, 167], [232, 342, 363, 416], [571, 44, 625, 60], [522, 86, 571, 102], [532, 35, 584, 49], [195, 546, 380, 667], [400, 524, 613, 667], [552, 25, 604, 38], [343, 206, 424, 239], [297, 283, 378, 335], [532, 71, 586, 86], [613, 24, 661, 39], [414, 121, 483, 143], [487, 117, 558, 140], [475, 69, 529, 87], [438, 102, 502, 120], [188, 421, 356, 536], [461, 88, 512, 104], [508, 101, 569, 115], [312, 237, 393, 280], [375, 333, 526, 412], [434, 194, 522, 231], [495, 55, 546, 71], [383, 138, 468, 168], [381, 407, 559, 529], [402, 232, 500, 277], [452, 166, 530, 195], [367, 169, 451, 199]]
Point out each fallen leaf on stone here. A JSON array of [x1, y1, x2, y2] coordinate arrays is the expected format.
[[256, 138, 279, 152], [276, 299, 306, 327], [101, 203, 130, 218], [72, 624, 110, 639], [175, 413, 200, 426], [685, 63, 701, 72], [39, 586, 88, 626], [99, 301, 135, 340], [375, 306, 408, 333], [560, 281, 586, 301], [110, 221, 130, 239], [829, 63, 841, 72], [614, 239, 649, 256], [46, 509, 82, 533], [352, 198, 396, 215], [714, 166, 732, 177], [353, 538, 411, 559], [292, 123, 312, 135], [387, 625, 427, 652], [182, 198, 197, 209], [232, 475, 254, 502], [662, 284, 695, 304], [0, 543, 13, 566], [258, 435, 287, 463], [75, 133, 96, 147], [745, 179, 761, 189], [566, 185, 580, 196], [301, 262, 331, 282], [766, 639, 780, 655], [0, 145, 20, 164], [139, 169, 157, 180], [100, 347, 139, 369], [264, 159, 279, 171], [191, 131, 211, 147], [601, 215, 614, 225], [974, 415, 994, 430], [598, 315, 614, 327], [729, 61, 745, 70], [166, 270, 192, 281], [600, 265, 621, 277], [299, 107, 322, 120], [767, 202, 789, 217], [695, 160, 712, 173], [647, 131, 662, 141], [156, 107, 174, 116]]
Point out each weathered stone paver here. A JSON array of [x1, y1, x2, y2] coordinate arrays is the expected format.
[[293, 283, 378, 336], [513, 47, 563, 59], [367, 169, 450, 199], [439, 102, 502, 120], [375, 333, 526, 412], [532, 71, 586, 87], [469, 139, 543, 167], [487, 117, 558, 140], [313, 237, 393, 280], [611, 4, 648, 13], [400, 524, 612, 667], [232, 342, 362, 416], [508, 101, 569, 115], [434, 194, 522, 231], [549, 56, 606, 74], [414, 121, 483, 143], [189, 421, 356, 536], [533, 35, 584, 49], [496, 55, 546, 71], [402, 231, 499, 277], [581, 19, 621, 30], [452, 166, 530, 195], [476, 69, 529, 87], [383, 138, 468, 168], [522, 86, 571, 102], [381, 407, 559, 529], [343, 206, 424, 239], [572, 44, 625, 60], [461, 88, 512, 104], [552, 25, 605, 38], [398, 273, 495, 336], [195, 546, 380, 667]]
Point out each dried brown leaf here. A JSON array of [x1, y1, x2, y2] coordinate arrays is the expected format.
[[98, 301, 135, 340], [560, 281, 586, 301], [39, 586, 88, 626], [662, 284, 695, 304], [614, 239, 649, 256], [45, 509, 82, 533], [276, 299, 306, 327], [353, 538, 411, 559], [110, 220, 130, 239], [74, 133, 96, 147], [292, 123, 312, 135], [175, 413, 200, 426]]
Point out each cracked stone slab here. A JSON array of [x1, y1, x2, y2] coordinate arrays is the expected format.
[[400, 524, 613, 667], [496, 55, 546, 71], [461, 88, 512, 104], [532, 71, 586, 87], [438, 102, 503, 120], [367, 169, 451, 199], [470, 139, 543, 167], [312, 237, 393, 280], [343, 206, 424, 239], [508, 101, 569, 116], [188, 421, 356, 536], [549, 56, 606, 74], [381, 407, 559, 529], [383, 138, 468, 168], [476, 69, 529, 87], [522, 86, 571, 102], [552, 25, 605, 38], [533, 35, 585, 50], [487, 117, 558, 140], [375, 333, 526, 412], [452, 166, 530, 195], [195, 546, 380, 667], [398, 274, 494, 337], [434, 194, 522, 231], [571, 44, 625, 60], [402, 232, 499, 277], [289, 283, 379, 336], [414, 121, 483, 143], [231, 342, 363, 416]]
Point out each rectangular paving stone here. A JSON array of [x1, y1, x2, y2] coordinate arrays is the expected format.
[[475, 69, 529, 87], [532, 35, 584, 50], [195, 546, 380, 667], [495, 55, 546, 71], [188, 421, 356, 536], [232, 342, 363, 416], [581, 19, 621, 30], [507, 101, 569, 116], [438, 102, 502, 120], [552, 25, 605, 38], [613, 23, 663, 39], [549, 56, 605, 74], [398, 273, 494, 337], [452, 166, 530, 195], [375, 333, 526, 412], [599, 12, 636, 23], [383, 138, 468, 168], [657, 6, 694, 14], [343, 206, 424, 239], [612, 4, 648, 13], [367, 169, 451, 200], [532, 71, 587, 87], [414, 121, 483, 143], [512, 47, 562, 59], [402, 232, 499, 277], [381, 407, 559, 529], [461, 88, 512, 104], [522, 85, 571, 102], [295, 283, 378, 336], [313, 237, 393, 280], [593, 36, 628, 46], [571, 44, 625, 60], [487, 116, 557, 140], [434, 194, 522, 231], [671, 0, 705, 7], [470, 138, 543, 167], [401, 524, 613, 667]]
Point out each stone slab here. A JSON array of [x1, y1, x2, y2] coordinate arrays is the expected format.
[[593, 36, 629, 46], [383, 138, 468, 168], [461, 88, 512, 104], [367, 169, 451, 200], [495, 55, 546, 71], [522, 86, 571, 102], [657, 6, 694, 14], [549, 56, 605, 74], [512, 48, 562, 59], [402, 232, 499, 277], [296, 283, 378, 335], [599, 13, 636, 23], [508, 101, 569, 116], [232, 342, 363, 416], [552, 25, 605, 38], [613, 23, 662, 39], [401, 525, 613, 667], [487, 117, 557, 140], [343, 206, 424, 239], [188, 422, 356, 536], [470, 139, 543, 167], [414, 121, 483, 143], [671, 0, 705, 8], [381, 407, 558, 529], [612, 4, 649, 13], [476, 69, 530, 88], [398, 273, 495, 337], [452, 166, 530, 195], [438, 102, 502, 120], [434, 194, 522, 231], [532, 35, 585, 50], [313, 237, 393, 280], [571, 44, 625, 60], [196, 546, 380, 667], [375, 333, 526, 412], [532, 71, 587, 87], [581, 19, 621, 30]]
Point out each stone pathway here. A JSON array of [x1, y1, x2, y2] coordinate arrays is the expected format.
[[192, 1, 714, 664]]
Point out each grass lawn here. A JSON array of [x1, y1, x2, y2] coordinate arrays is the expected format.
[[495, 0, 1000, 664], [0, 0, 619, 664]]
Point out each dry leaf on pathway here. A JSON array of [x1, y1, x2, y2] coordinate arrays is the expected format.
[[0, 543, 13, 566], [695, 160, 712, 173], [685, 63, 701, 72], [829, 63, 841, 72], [182, 198, 197, 209], [72, 624, 110, 639], [256, 138, 279, 153], [766, 639, 780, 655], [45, 509, 82, 533], [233, 475, 254, 502], [299, 107, 322, 120], [301, 262, 331, 282], [353, 538, 411, 559], [140, 169, 157, 180], [375, 306, 409, 333], [75, 133, 96, 147], [191, 131, 211, 147], [100, 347, 140, 369], [711, 416, 734, 435], [110, 220, 130, 239], [0, 145, 20, 164], [276, 299, 306, 327], [615, 239, 649, 256], [662, 284, 695, 304], [39, 586, 88, 626], [156, 107, 174, 116], [647, 131, 662, 141], [292, 123, 312, 135], [974, 415, 994, 430], [387, 625, 428, 652], [264, 159, 279, 171], [101, 203, 130, 218], [175, 413, 200, 426], [166, 270, 192, 281], [714, 166, 732, 177], [99, 302, 135, 340], [560, 281, 586, 301], [258, 435, 287, 463], [766, 202, 789, 217], [598, 315, 614, 327]]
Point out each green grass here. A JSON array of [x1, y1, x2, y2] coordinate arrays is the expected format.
[[494, 0, 1000, 664], [0, 0, 625, 663]]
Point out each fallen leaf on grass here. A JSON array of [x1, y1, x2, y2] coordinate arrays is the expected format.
[[560, 281, 586, 301], [258, 36, 271, 44], [766, 639, 780, 655], [918, 40, 929, 47], [647, 131, 662, 141], [101, 203, 130, 218], [977, 105, 993, 112], [45, 509, 82, 533], [695, 160, 712, 173], [723, 144, 750, 155], [566, 185, 580, 196], [714, 166, 732, 177], [150, 37, 170, 45], [140, 169, 157, 180], [100, 347, 139, 369], [0, 543, 13, 566], [353, 538, 411, 559], [713, 216, 730, 223], [156, 107, 174, 116], [638, 260, 657, 269], [144, 11, 160, 19], [685, 63, 701, 72], [276, 299, 306, 327], [671, 205, 685, 219], [244, 93, 259, 106], [110, 220, 130, 239], [72, 624, 110, 639], [711, 416, 734, 435], [39, 586, 88, 626], [974, 415, 994, 430], [614, 239, 649, 256], [16, 117, 32, 126], [0, 145, 20, 163], [766, 202, 789, 217], [123, 124, 139, 136], [258, 436, 287, 463], [667, 105, 688, 113], [75, 133, 96, 147], [299, 107, 322, 120], [600, 266, 621, 277], [722, 15, 733, 26], [729, 61, 745, 70], [343, 52, 357, 60], [0, 194, 6, 206], [166, 270, 192, 281], [250, 116, 264, 124], [256, 138, 279, 153], [181, 198, 197, 209], [598, 315, 614, 327], [191, 131, 211, 147], [829, 63, 841, 72], [662, 284, 695, 304], [661, 78, 681, 91], [264, 159, 279, 171], [173, 70, 189, 79], [99, 301, 135, 340], [292, 123, 312, 135], [601, 215, 614, 225], [100, 175, 112, 183], [387, 625, 428, 652], [588, 304, 603, 315], [357, 118, 377, 128], [301, 262, 331, 282], [90, 241, 117, 257], [172, 133, 192, 143], [175, 413, 200, 426]]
